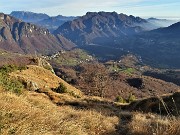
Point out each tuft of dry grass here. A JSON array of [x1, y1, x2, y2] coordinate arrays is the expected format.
[[125, 113, 180, 135]]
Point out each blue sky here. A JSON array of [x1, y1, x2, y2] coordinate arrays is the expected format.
[[0, 0, 180, 18]]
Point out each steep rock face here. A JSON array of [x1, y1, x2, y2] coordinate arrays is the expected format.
[[54, 12, 149, 46], [0, 13, 75, 54]]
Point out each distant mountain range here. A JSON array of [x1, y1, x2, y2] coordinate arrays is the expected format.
[[1, 11, 180, 68], [10, 11, 76, 32], [10, 11, 178, 33], [37, 15, 76, 32], [10, 11, 49, 22], [0, 13, 75, 54], [54, 12, 151, 45], [56, 12, 180, 68]]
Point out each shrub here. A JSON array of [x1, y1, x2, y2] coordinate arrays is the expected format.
[[116, 96, 126, 103], [52, 83, 80, 98], [53, 82, 67, 93], [128, 94, 136, 103]]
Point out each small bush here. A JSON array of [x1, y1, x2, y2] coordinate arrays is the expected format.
[[128, 94, 136, 103], [53, 82, 67, 93], [52, 83, 80, 98], [116, 96, 126, 103]]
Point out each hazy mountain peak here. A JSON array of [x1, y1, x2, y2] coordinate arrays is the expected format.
[[10, 11, 50, 22], [10, 11, 76, 32], [147, 17, 167, 21]]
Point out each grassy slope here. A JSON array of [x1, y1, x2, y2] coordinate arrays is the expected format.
[[10, 65, 83, 97], [0, 65, 180, 135], [0, 88, 180, 135], [0, 89, 118, 135]]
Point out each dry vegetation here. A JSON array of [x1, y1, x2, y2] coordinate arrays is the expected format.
[[0, 88, 180, 135], [10, 65, 83, 97], [0, 89, 119, 135], [125, 113, 180, 135], [48, 50, 180, 101], [0, 50, 37, 67], [54, 62, 179, 100], [0, 65, 179, 135]]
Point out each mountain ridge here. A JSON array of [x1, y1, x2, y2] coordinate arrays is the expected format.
[[10, 11, 50, 22], [10, 11, 76, 32], [122, 21, 180, 68], [0, 13, 76, 54], [54, 11, 149, 46]]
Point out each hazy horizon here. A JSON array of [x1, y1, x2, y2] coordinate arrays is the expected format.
[[1, 10, 180, 21], [1, 0, 180, 19]]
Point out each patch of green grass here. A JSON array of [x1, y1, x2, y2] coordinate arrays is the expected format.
[[52, 49, 92, 67], [0, 65, 27, 74], [107, 63, 135, 74], [0, 65, 26, 94], [122, 68, 135, 75]]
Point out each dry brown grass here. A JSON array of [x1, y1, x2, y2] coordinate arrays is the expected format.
[[1, 65, 180, 135], [124, 113, 180, 135], [1, 88, 180, 135], [0, 90, 119, 135], [10, 65, 83, 97]]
